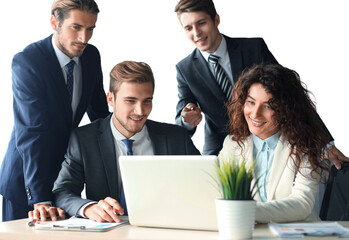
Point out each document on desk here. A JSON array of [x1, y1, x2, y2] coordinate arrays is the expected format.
[[34, 216, 128, 232], [268, 222, 349, 238]]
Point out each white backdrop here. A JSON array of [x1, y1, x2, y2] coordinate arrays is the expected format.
[[0, 0, 348, 219]]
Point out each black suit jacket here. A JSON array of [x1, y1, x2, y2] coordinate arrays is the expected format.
[[52, 115, 200, 216], [0, 35, 109, 208], [175, 35, 278, 155]]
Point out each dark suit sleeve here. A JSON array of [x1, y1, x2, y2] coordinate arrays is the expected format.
[[175, 64, 198, 136], [53, 130, 94, 217], [183, 128, 201, 155], [85, 48, 109, 121], [12, 53, 56, 205]]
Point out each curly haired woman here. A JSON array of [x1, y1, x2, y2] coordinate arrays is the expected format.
[[219, 64, 331, 223]]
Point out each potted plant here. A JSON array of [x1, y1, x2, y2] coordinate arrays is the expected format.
[[211, 155, 259, 239]]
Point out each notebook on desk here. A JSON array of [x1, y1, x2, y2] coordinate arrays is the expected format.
[[119, 155, 220, 231]]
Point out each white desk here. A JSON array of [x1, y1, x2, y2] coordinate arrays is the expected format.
[[0, 219, 348, 240]]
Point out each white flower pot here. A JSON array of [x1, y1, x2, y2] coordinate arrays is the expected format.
[[215, 199, 256, 240]]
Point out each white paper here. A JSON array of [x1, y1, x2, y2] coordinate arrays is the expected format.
[[268, 222, 349, 238], [34, 216, 128, 232]]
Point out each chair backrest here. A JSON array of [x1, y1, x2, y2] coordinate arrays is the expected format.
[[320, 162, 349, 220]]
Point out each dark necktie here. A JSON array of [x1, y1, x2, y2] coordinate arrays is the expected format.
[[208, 54, 233, 101], [66, 60, 75, 103], [120, 139, 134, 215]]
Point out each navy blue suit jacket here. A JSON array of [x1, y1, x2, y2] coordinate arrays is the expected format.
[[175, 36, 278, 155], [53, 116, 200, 217], [0, 35, 109, 207]]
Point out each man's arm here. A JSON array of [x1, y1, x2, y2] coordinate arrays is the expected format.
[[175, 64, 201, 136], [84, 197, 123, 223], [52, 130, 96, 217], [183, 127, 201, 155], [12, 53, 57, 206], [52, 129, 125, 222], [327, 145, 349, 170]]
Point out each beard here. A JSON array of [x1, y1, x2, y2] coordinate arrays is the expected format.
[[56, 28, 85, 58], [113, 114, 146, 138]]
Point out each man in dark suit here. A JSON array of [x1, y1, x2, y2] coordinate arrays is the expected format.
[[174, 0, 278, 156], [0, 0, 109, 221], [46, 61, 200, 223], [173, 0, 349, 167]]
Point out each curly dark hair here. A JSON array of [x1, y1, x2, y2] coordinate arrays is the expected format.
[[227, 64, 331, 179]]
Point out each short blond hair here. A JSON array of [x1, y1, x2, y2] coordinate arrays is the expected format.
[[109, 61, 155, 94]]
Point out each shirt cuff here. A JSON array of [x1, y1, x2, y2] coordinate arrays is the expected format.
[[78, 201, 97, 218], [181, 117, 196, 130], [34, 201, 52, 206]]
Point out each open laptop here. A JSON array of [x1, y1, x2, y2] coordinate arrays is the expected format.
[[119, 155, 220, 231]]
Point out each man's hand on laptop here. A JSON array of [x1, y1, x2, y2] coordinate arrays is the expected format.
[[84, 197, 124, 223], [28, 203, 65, 221]]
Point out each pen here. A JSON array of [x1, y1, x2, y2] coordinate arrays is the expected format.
[[27, 219, 38, 227], [187, 106, 195, 111], [113, 208, 119, 215]]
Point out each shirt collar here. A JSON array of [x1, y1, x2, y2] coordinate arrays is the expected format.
[[200, 35, 227, 62], [252, 132, 280, 152], [51, 35, 79, 68], [109, 114, 148, 142]]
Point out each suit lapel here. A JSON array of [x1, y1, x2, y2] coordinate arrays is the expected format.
[[224, 35, 243, 83], [266, 136, 291, 201], [97, 115, 119, 198], [44, 35, 73, 127], [192, 50, 226, 103], [146, 121, 168, 154]]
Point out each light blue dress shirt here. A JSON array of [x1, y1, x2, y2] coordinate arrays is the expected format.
[[253, 132, 280, 202]]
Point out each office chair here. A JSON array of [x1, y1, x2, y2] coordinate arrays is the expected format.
[[320, 162, 349, 221]]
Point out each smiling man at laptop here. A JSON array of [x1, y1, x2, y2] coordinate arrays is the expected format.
[[29, 61, 200, 223]]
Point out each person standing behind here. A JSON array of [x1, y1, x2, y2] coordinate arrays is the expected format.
[[174, 0, 277, 155], [174, 0, 348, 168], [0, 0, 109, 222]]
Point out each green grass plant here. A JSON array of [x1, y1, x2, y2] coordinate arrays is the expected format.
[[212, 156, 259, 200]]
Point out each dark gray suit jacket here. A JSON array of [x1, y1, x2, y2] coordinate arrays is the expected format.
[[53, 115, 200, 216], [175, 35, 278, 155]]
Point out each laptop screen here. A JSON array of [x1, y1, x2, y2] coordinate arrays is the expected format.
[[119, 155, 220, 231]]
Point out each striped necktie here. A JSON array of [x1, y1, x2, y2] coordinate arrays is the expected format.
[[208, 54, 232, 100], [120, 139, 134, 215], [66, 60, 75, 103]]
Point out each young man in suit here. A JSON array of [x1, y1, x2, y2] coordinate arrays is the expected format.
[[0, 0, 109, 221], [174, 0, 278, 156], [173, 0, 348, 167], [29, 61, 200, 222]]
